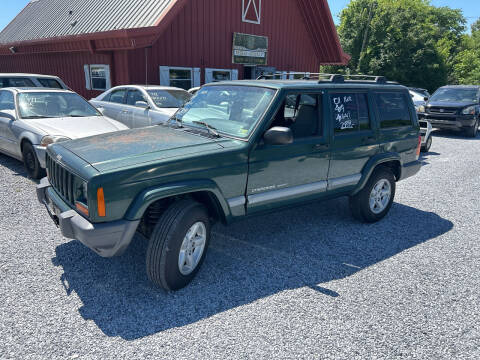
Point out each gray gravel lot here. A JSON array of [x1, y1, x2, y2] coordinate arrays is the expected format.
[[0, 131, 479, 359]]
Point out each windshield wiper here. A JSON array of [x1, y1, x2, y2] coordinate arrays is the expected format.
[[169, 114, 184, 128], [192, 121, 220, 138], [21, 116, 52, 119]]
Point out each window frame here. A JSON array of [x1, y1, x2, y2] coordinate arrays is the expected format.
[[108, 88, 128, 104], [168, 67, 193, 90], [373, 91, 414, 130], [242, 0, 262, 25], [84, 64, 111, 91], [205, 68, 235, 84], [264, 90, 325, 143]]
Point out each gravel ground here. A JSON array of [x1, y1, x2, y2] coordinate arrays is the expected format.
[[0, 131, 479, 359]]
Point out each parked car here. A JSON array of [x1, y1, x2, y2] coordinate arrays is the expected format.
[[188, 87, 201, 95], [409, 87, 430, 99], [409, 89, 428, 112], [90, 85, 192, 128], [37, 75, 422, 291], [0, 73, 68, 89], [418, 85, 480, 137], [0, 88, 128, 179], [419, 120, 433, 152]]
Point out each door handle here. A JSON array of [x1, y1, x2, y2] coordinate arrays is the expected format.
[[314, 144, 329, 151]]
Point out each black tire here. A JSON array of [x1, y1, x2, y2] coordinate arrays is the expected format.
[[146, 199, 210, 291], [421, 136, 432, 152], [349, 167, 396, 223], [22, 142, 45, 179], [465, 119, 478, 138]]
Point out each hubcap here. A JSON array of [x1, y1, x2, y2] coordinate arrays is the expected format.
[[369, 179, 391, 214], [178, 222, 206, 276]]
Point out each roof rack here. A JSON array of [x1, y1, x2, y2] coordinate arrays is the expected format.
[[255, 72, 395, 85], [256, 72, 286, 80]]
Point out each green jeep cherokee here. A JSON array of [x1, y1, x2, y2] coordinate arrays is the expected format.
[[37, 75, 422, 290]]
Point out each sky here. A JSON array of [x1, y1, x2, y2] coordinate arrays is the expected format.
[[0, 0, 478, 33], [327, 0, 480, 31]]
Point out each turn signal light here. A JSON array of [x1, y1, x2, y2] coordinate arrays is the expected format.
[[75, 202, 89, 217], [97, 187, 106, 217]]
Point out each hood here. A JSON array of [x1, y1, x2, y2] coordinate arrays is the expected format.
[[26, 116, 127, 138], [427, 101, 476, 109], [58, 125, 226, 172]]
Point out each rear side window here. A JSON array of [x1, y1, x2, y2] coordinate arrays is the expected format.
[[38, 78, 63, 89], [330, 93, 370, 133], [2, 78, 35, 87], [109, 89, 127, 104], [375, 92, 412, 128]]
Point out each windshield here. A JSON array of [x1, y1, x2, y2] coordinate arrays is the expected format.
[[174, 85, 276, 138], [18, 92, 101, 119], [147, 89, 192, 108], [430, 88, 479, 103]]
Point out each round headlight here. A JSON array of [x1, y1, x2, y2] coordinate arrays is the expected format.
[[40, 135, 71, 147]]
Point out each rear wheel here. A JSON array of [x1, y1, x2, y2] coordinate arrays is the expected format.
[[421, 136, 432, 152], [465, 119, 478, 138], [22, 142, 45, 179], [146, 199, 210, 291], [350, 168, 396, 223]]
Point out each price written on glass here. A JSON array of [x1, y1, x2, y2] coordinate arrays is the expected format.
[[333, 95, 355, 129]]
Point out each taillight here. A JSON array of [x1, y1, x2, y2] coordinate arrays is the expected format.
[[416, 135, 421, 157]]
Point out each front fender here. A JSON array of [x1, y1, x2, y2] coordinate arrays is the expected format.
[[352, 153, 401, 196], [124, 179, 232, 221]]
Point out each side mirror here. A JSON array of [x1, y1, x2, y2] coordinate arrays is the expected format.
[[0, 110, 16, 120], [263, 126, 293, 145], [135, 101, 150, 109], [424, 97, 429, 102]]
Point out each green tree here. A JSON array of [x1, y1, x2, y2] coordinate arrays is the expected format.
[[321, 0, 466, 92], [451, 19, 480, 85]]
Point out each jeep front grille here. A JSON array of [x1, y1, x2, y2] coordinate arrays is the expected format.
[[46, 153, 75, 205]]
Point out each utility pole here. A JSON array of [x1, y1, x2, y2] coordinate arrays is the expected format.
[[357, 1, 376, 73]]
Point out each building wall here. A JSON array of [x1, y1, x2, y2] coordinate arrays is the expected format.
[[0, 51, 113, 98], [0, 0, 325, 96], [128, 0, 320, 85]]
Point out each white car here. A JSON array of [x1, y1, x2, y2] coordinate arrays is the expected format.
[[419, 120, 433, 152], [409, 89, 429, 112], [0, 73, 69, 90], [90, 85, 192, 128], [0, 88, 128, 179]]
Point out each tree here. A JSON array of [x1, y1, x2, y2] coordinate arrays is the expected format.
[[321, 0, 466, 92], [451, 19, 480, 85]]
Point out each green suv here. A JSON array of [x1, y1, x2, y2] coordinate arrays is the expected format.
[[37, 75, 422, 290]]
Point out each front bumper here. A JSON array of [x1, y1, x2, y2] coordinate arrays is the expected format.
[[36, 178, 140, 257], [34, 145, 47, 168], [400, 160, 422, 181], [418, 113, 476, 129]]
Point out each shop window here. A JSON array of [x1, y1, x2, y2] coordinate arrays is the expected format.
[[205, 68, 239, 84], [84, 64, 111, 91], [160, 66, 201, 90], [242, 0, 262, 24]]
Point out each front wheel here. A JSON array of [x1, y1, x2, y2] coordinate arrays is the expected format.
[[349, 168, 396, 223], [465, 119, 478, 138], [146, 200, 210, 291], [22, 142, 45, 179]]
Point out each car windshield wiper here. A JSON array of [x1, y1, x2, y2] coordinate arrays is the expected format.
[[21, 116, 52, 119], [169, 114, 184, 128], [192, 121, 220, 138]]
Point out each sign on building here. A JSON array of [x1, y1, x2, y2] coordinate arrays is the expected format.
[[232, 33, 268, 65]]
